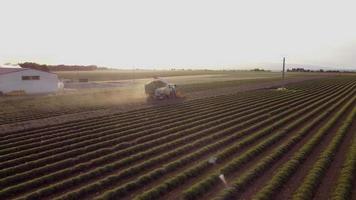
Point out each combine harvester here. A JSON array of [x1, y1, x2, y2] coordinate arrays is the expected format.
[[144, 78, 179, 100]]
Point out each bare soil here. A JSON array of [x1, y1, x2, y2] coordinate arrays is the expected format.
[[273, 101, 354, 200], [119, 90, 327, 200], [236, 100, 343, 200], [0, 76, 324, 135], [313, 119, 356, 200]]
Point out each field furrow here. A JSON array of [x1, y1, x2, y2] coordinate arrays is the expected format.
[[0, 76, 355, 200]]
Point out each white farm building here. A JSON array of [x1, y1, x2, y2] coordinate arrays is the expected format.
[[0, 66, 61, 94]]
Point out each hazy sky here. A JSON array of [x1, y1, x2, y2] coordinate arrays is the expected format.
[[0, 0, 355, 69]]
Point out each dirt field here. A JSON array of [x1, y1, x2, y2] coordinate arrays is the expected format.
[[55, 70, 288, 82], [0, 71, 333, 127], [0, 75, 355, 200], [0, 71, 330, 133]]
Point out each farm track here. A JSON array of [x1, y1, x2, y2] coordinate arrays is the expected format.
[[0, 77, 355, 200]]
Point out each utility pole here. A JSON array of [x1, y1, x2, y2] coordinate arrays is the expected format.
[[282, 57, 285, 80]]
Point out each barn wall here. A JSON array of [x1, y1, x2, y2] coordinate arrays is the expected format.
[[0, 69, 60, 94]]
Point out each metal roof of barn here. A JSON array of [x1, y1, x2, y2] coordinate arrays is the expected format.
[[0, 67, 28, 75]]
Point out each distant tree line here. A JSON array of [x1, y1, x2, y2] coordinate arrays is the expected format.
[[287, 68, 343, 73], [18, 62, 98, 72], [250, 68, 271, 72]]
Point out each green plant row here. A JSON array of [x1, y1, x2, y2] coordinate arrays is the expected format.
[[0, 76, 334, 133], [292, 106, 356, 200], [0, 90, 286, 155], [252, 94, 356, 200], [106, 81, 350, 200], [0, 82, 324, 173], [132, 82, 355, 200], [214, 86, 355, 200], [0, 93, 248, 155], [0, 104, 110, 125], [20, 93, 305, 200], [0, 89, 298, 183], [331, 125, 356, 200], [1, 77, 335, 143], [181, 83, 353, 200], [0, 89, 264, 142], [1, 80, 323, 173], [1, 90, 260, 148], [0, 87, 308, 198], [2, 77, 334, 143], [55, 83, 327, 200], [0, 92, 267, 168], [0, 79, 350, 199]]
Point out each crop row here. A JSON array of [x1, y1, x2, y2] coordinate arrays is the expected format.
[[1, 79, 340, 160], [133, 82, 356, 200], [1, 89, 287, 149], [0, 84, 317, 198], [97, 81, 354, 200], [331, 127, 356, 200], [0, 89, 267, 140], [1, 80, 331, 170], [1, 76, 339, 141], [0, 77, 340, 130], [181, 84, 353, 200], [251, 94, 356, 200], [1, 78, 354, 200], [214, 87, 355, 200], [292, 105, 356, 200], [0, 92, 254, 150], [0, 77, 342, 143], [0, 105, 109, 125], [0, 96, 275, 183], [0, 88, 303, 175], [0, 86, 318, 199], [18, 80, 340, 200], [0, 94, 256, 157]]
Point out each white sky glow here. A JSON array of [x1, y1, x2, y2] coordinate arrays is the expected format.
[[0, 0, 355, 69]]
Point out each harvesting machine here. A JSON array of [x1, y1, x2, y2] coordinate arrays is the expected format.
[[144, 78, 177, 100]]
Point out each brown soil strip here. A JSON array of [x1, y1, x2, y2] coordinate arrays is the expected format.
[[185, 76, 325, 100], [0, 103, 149, 134], [353, 178, 356, 200], [118, 116, 307, 200], [0, 76, 324, 135], [161, 104, 327, 200], [100, 121, 289, 200], [313, 119, 356, 200], [272, 102, 354, 200], [166, 129, 297, 200], [235, 100, 344, 200]]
